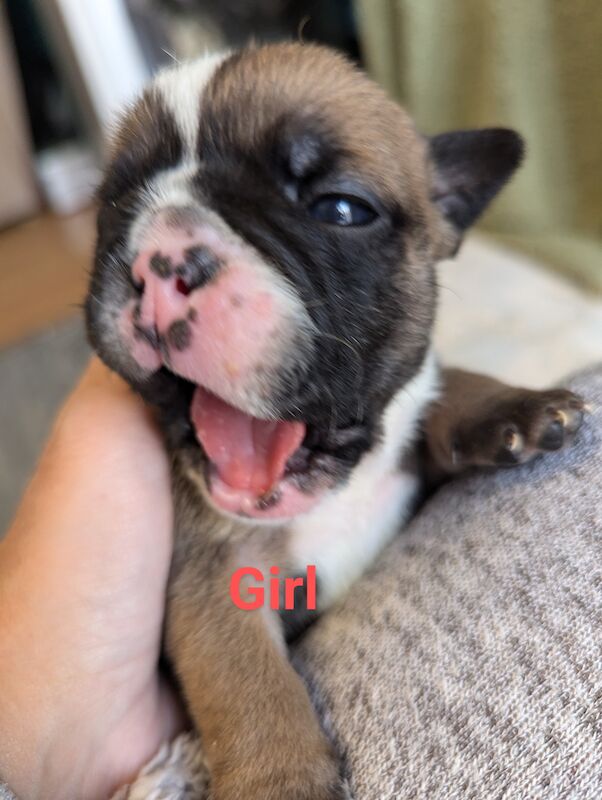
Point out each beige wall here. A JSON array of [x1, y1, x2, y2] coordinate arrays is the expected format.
[[354, 0, 602, 294]]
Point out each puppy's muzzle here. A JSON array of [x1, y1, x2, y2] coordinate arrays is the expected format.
[[119, 205, 311, 419]]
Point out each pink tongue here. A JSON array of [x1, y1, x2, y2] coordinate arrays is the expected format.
[[190, 387, 306, 495]]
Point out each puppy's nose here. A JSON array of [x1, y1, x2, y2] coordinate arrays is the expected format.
[[132, 240, 222, 335], [122, 210, 295, 411]]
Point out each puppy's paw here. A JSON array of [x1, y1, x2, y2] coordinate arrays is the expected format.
[[453, 388, 587, 468]]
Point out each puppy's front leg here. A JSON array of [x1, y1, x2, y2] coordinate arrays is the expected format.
[[424, 368, 586, 480], [165, 550, 344, 800]]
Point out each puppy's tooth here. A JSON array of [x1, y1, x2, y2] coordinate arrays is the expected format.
[[555, 409, 569, 426]]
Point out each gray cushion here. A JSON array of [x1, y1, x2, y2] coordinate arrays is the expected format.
[[295, 365, 602, 799]]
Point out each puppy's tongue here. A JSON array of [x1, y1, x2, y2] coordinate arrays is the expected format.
[[190, 387, 305, 495]]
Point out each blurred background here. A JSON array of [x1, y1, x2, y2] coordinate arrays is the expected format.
[[0, 0, 601, 531]]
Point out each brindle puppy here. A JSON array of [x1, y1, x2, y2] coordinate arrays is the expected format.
[[86, 43, 585, 800]]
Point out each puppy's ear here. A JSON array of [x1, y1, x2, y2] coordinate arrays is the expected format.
[[429, 128, 524, 233]]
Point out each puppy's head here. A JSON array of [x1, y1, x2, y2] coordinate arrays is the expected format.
[[86, 43, 523, 521]]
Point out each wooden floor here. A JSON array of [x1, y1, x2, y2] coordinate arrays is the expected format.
[[0, 209, 95, 348]]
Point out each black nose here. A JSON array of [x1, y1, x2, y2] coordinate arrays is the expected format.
[[175, 245, 222, 293]]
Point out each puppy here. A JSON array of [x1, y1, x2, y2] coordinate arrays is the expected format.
[[86, 43, 585, 800]]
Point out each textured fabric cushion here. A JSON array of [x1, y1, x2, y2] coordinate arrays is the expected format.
[[295, 365, 602, 800]]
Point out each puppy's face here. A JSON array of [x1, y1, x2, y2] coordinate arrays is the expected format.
[[86, 44, 522, 521]]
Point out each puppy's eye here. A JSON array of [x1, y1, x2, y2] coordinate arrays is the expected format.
[[309, 195, 377, 227]]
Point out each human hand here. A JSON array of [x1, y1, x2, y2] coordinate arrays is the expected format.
[[0, 359, 185, 800]]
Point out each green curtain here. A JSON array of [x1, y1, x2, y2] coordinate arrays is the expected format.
[[354, 0, 602, 293]]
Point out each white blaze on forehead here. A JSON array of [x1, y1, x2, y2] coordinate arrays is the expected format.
[[153, 51, 229, 154], [127, 52, 229, 254]]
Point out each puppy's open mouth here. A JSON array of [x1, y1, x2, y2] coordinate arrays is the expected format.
[[190, 386, 324, 520]]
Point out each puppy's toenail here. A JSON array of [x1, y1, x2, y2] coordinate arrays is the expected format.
[[502, 426, 521, 451], [507, 431, 522, 452]]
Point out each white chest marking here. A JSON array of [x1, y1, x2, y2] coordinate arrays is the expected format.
[[288, 351, 439, 608]]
